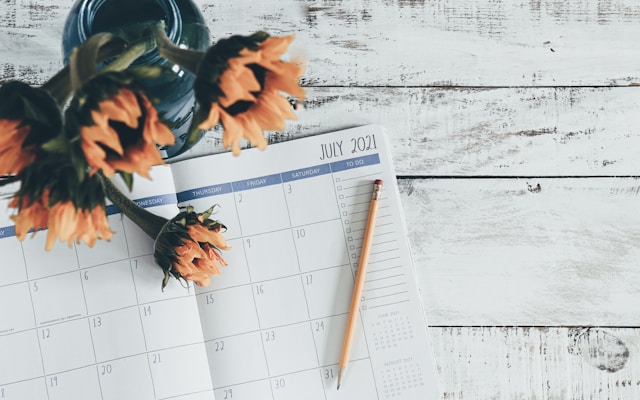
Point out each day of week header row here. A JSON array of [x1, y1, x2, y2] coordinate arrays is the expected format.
[[0, 153, 380, 239], [178, 153, 380, 203]]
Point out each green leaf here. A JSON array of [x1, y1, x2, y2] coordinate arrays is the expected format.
[[118, 171, 134, 192], [40, 135, 69, 154], [70, 33, 121, 91]]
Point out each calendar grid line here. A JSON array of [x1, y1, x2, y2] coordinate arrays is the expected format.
[[75, 245, 90, 317], [0, 339, 212, 388], [158, 388, 214, 400], [146, 353, 159, 400], [305, 321, 322, 381], [85, 318, 98, 364], [210, 356, 372, 391], [21, 238, 50, 400], [1, 335, 202, 389], [121, 216, 154, 400], [222, 216, 345, 242], [0, 290, 197, 334], [246, 229, 273, 382], [203, 310, 350, 342], [0, 375, 47, 390], [282, 173, 328, 384], [92, 365, 106, 400], [196, 263, 352, 295]]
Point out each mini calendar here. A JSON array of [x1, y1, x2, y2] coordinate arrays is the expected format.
[[0, 125, 440, 400]]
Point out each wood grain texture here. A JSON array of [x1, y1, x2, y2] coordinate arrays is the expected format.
[[4, 0, 640, 86], [200, 0, 640, 87], [2, 0, 640, 398], [185, 86, 640, 176], [399, 177, 640, 326], [430, 327, 640, 400]]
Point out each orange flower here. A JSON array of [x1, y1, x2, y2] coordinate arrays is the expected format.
[[0, 81, 63, 174], [0, 119, 36, 175], [9, 190, 113, 251], [9, 192, 49, 241], [168, 224, 229, 286], [154, 206, 230, 288], [196, 34, 305, 156], [80, 88, 175, 178]]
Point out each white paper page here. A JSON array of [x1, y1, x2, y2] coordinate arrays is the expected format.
[[170, 125, 440, 400], [0, 166, 215, 400]]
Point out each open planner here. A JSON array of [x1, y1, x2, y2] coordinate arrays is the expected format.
[[0, 125, 439, 400]]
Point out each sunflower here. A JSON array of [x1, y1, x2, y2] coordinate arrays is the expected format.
[[0, 81, 63, 175], [193, 33, 305, 155], [0, 120, 36, 175], [5, 156, 113, 251], [67, 72, 175, 180], [154, 206, 230, 288]]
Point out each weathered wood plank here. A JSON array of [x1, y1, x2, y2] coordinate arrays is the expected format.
[[429, 327, 640, 400], [3, 0, 640, 86], [399, 177, 640, 326], [184, 86, 640, 177]]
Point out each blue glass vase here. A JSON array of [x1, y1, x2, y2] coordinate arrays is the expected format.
[[62, 0, 210, 158]]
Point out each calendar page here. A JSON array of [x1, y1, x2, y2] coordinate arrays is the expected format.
[[0, 167, 216, 400], [171, 125, 440, 400]]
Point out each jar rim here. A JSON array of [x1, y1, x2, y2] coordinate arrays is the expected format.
[[77, 0, 181, 45]]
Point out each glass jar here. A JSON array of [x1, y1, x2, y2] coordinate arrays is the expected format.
[[62, 0, 210, 158]]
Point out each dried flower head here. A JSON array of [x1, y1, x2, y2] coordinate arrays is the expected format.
[[66, 71, 175, 181], [154, 205, 230, 288], [193, 32, 306, 155], [0, 81, 63, 175], [4, 156, 113, 250]]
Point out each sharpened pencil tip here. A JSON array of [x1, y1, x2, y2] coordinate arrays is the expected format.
[[336, 383, 340, 390]]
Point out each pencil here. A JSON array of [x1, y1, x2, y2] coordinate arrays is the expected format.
[[337, 179, 383, 390]]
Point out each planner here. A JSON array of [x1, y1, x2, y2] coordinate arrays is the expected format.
[[0, 125, 440, 400]]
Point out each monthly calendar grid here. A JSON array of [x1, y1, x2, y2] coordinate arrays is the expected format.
[[179, 152, 388, 399], [0, 203, 219, 399]]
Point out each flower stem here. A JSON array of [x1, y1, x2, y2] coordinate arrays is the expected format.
[[102, 37, 157, 74], [100, 174, 168, 239], [154, 25, 204, 75], [42, 38, 127, 106]]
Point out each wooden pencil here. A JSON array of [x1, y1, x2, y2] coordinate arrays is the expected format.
[[337, 179, 383, 390]]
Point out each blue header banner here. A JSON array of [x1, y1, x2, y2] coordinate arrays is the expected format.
[[0, 225, 16, 239], [232, 173, 282, 192], [282, 164, 331, 182], [107, 193, 177, 216], [330, 154, 380, 173], [177, 182, 233, 203]]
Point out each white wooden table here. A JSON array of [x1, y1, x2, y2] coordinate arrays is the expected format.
[[6, 0, 640, 398]]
